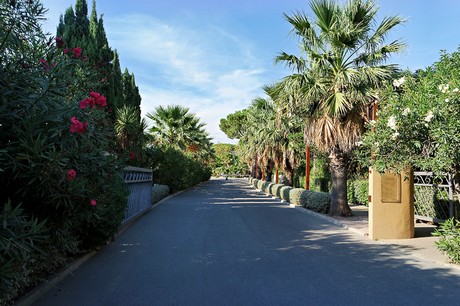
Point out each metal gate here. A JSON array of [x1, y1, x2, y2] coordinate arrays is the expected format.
[[413, 171, 457, 223]]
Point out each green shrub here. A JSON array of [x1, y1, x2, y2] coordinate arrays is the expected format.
[[433, 218, 460, 264], [252, 179, 259, 188], [257, 180, 264, 190], [347, 179, 369, 206], [261, 181, 271, 193], [271, 184, 285, 198], [146, 146, 211, 193], [266, 183, 275, 195], [280, 186, 293, 202], [152, 184, 170, 203], [289, 188, 306, 206], [305, 191, 331, 213], [268, 183, 279, 195], [310, 154, 331, 192]]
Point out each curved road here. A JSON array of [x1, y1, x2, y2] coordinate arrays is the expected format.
[[34, 178, 460, 305]]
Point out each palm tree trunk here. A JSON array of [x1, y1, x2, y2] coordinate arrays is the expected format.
[[329, 151, 352, 216]]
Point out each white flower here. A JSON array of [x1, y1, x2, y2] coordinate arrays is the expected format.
[[393, 77, 406, 87], [425, 123, 429, 127], [454, 88, 459, 92], [391, 132, 400, 140], [387, 115, 397, 130], [402, 108, 411, 116], [439, 83, 449, 93], [424, 111, 434, 122], [445, 98, 450, 102], [356, 141, 363, 147], [369, 120, 376, 126]]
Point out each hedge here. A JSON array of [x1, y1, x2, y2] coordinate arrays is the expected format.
[[261, 181, 272, 193], [289, 188, 307, 206], [305, 191, 331, 213], [152, 184, 170, 203], [271, 184, 285, 198], [280, 186, 293, 201], [347, 179, 369, 206]]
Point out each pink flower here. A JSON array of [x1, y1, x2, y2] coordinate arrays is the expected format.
[[40, 58, 49, 71], [55, 37, 64, 48], [79, 92, 107, 109], [72, 47, 82, 59], [67, 169, 76, 181], [129, 151, 136, 160], [79, 98, 91, 109], [89, 91, 107, 108], [90, 199, 97, 206], [69, 116, 88, 134], [63, 48, 69, 54]]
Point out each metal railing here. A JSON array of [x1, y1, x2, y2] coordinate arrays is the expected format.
[[413, 171, 457, 223], [123, 166, 153, 223]]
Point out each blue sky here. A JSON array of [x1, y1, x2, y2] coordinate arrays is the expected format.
[[41, 0, 460, 143]]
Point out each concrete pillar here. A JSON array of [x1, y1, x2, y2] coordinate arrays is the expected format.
[[368, 168, 414, 240]]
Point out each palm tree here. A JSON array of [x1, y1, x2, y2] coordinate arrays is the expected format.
[[146, 104, 214, 160], [276, 0, 405, 215], [115, 105, 148, 156]]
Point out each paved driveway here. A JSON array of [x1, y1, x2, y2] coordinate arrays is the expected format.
[[34, 178, 460, 305]]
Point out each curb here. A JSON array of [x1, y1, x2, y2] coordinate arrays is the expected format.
[[15, 251, 97, 306]]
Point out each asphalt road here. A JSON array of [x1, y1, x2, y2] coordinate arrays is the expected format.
[[34, 178, 460, 306]]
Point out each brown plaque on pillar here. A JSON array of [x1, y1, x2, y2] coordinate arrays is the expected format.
[[380, 173, 401, 203]]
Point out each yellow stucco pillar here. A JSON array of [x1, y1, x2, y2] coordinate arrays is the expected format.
[[368, 168, 414, 240]]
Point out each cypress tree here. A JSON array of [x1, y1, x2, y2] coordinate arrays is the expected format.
[[55, 0, 142, 119]]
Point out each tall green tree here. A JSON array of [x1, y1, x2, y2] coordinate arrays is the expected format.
[[276, 0, 405, 215], [219, 109, 249, 140], [56, 0, 141, 118]]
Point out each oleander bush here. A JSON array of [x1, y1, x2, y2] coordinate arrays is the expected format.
[[0, 2, 129, 303]]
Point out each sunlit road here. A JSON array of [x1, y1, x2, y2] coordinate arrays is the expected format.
[[35, 178, 460, 305]]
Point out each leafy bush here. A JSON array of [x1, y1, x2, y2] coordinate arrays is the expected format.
[[152, 184, 170, 203], [305, 191, 331, 214], [260, 181, 272, 193], [146, 146, 211, 193], [0, 1, 129, 301], [257, 180, 264, 190], [271, 184, 285, 198], [433, 218, 460, 264], [280, 186, 293, 201], [347, 179, 369, 206], [289, 188, 306, 206], [252, 179, 259, 188], [310, 154, 331, 192], [268, 183, 279, 195]]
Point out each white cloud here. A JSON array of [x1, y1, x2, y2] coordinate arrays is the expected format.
[[104, 14, 270, 143]]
